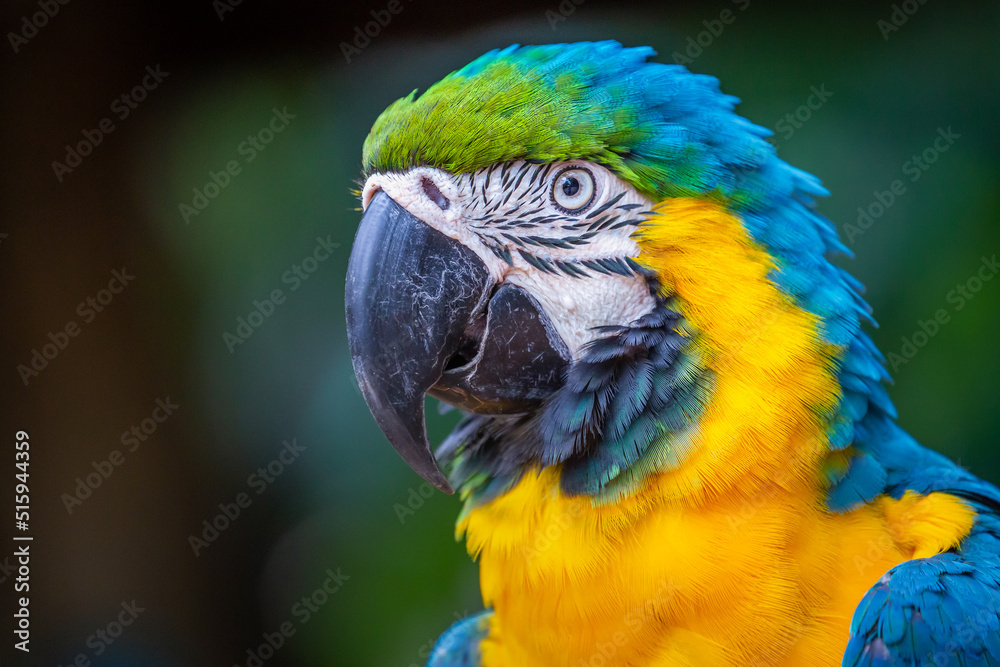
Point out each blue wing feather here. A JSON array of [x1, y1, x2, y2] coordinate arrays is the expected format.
[[842, 422, 1000, 667], [843, 549, 1000, 667]]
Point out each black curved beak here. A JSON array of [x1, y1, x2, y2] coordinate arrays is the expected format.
[[346, 191, 569, 493]]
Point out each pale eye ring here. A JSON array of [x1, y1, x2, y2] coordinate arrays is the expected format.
[[551, 167, 596, 213]]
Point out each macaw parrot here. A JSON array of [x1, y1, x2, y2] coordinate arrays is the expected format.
[[345, 41, 1000, 667]]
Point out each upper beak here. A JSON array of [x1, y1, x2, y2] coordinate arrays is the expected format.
[[346, 191, 569, 493]]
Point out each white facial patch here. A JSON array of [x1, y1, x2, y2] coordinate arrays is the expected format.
[[361, 160, 659, 358]]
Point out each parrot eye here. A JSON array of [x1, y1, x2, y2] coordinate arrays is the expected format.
[[551, 167, 596, 213]]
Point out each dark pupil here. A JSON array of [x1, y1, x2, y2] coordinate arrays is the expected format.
[[562, 176, 580, 197]]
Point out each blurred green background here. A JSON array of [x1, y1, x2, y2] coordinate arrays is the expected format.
[[2, 1, 998, 665]]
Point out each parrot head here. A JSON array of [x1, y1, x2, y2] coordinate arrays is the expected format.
[[346, 42, 886, 507]]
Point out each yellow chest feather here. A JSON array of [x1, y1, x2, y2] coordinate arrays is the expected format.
[[461, 469, 972, 667]]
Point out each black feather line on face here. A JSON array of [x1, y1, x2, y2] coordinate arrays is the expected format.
[[501, 233, 524, 247], [587, 215, 609, 231], [500, 188, 515, 209], [585, 191, 627, 219], [553, 260, 587, 278], [517, 249, 558, 274], [528, 171, 549, 198], [512, 162, 532, 192], [582, 259, 612, 275], [484, 162, 497, 192], [526, 164, 543, 189], [500, 161, 513, 187], [610, 218, 645, 230]]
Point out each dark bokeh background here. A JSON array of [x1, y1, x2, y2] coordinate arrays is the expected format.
[[2, 1, 998, 665]]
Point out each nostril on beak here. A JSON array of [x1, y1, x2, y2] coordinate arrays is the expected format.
[[421, 177, 450, 211]]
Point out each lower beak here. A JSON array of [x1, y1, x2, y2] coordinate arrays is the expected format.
[[346, 192, 569, 493]]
